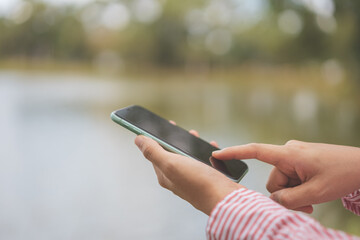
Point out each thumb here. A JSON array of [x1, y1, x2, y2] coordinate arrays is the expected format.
[[270, 182, 316, 210], [135, 135, 172, 167]]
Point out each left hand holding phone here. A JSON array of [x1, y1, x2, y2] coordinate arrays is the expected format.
[[135, 135, 245, 215]]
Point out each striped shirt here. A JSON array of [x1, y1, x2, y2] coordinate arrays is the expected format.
[[342, 189, 360, 216], [206, 188, 360, 240]]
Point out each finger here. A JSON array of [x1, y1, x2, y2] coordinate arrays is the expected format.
[[169, 120, 176, 125], [135, 135, 173, 167], [269, 190, 314, 214], [189, 129, 200, 137], [294, 205, 313, 214], [266, 168, 289, 193], [212, 143, 288, 166], [270, 182, 317, 210], [210, 141, 219, 148]]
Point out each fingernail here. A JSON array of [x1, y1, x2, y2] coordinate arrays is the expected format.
[[212, 150, 221, 155]]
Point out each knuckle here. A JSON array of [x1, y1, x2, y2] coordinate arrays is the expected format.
[[279, 192, 292, 208], [266, 183, 271, 193], [248, 143, 259, 149], [285, 140, 300, 146], [158, 177, 167, 188], [285, 140, 308, 152], [266, 182, 273, 192], [157, 174, 173, 190], [247, 143, 259, 157], [142, 145, 154, 159]]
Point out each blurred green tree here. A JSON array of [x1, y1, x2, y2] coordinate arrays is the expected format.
[[0, 0, 359, 69]]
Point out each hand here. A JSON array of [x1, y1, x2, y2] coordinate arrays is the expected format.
[[213, 140, 360, 213], [135, 135, 244, 215]]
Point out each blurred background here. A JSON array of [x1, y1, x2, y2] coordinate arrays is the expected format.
[[0, 0, 359, 239]]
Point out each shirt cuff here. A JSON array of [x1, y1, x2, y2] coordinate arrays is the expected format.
[[206, 188, 357, 240], [206, 188, 285, 239], [342, 189, 360, 216]]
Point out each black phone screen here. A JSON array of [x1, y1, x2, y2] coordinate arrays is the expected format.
[[114, 105, 248, 182]]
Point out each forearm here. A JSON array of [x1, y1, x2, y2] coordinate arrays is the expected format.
[[206, 188, 359, 240]]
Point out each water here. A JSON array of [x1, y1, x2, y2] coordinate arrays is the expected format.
[[0, 69, 359, 239], [0, 70, 269, 240]]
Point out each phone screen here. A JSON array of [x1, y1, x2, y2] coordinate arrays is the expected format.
[[113, 105, 248, 182]]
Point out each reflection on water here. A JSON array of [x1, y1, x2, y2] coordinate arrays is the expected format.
[[0, 69, 359, 239]]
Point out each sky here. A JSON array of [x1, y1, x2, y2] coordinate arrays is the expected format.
[[0, 0, 93, 16], [0, 0, 100, 19], [0, 0, 335, 24]]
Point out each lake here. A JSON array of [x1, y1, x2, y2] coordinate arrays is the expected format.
[[0, 68, 359, 239]]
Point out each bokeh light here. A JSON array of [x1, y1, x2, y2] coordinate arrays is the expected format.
[[132, 0, 162, 24], [278, 10, 303, 36], [100, 3, 130, 31]]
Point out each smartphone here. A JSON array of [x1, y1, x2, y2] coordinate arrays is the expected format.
[[111, 105, 248, 182]]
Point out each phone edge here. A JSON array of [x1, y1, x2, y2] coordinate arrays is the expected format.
[[111, 111, 195, 158], [111, 111, 246, 183]]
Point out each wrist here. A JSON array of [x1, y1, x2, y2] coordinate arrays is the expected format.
[[204, 183, 245, 215]]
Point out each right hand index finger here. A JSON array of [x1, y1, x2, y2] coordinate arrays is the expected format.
[[212, 143, 289, 166]]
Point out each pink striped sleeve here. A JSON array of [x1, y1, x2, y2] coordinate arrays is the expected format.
[[342, 189, 360, 216], [206, 188, 360, 240]]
